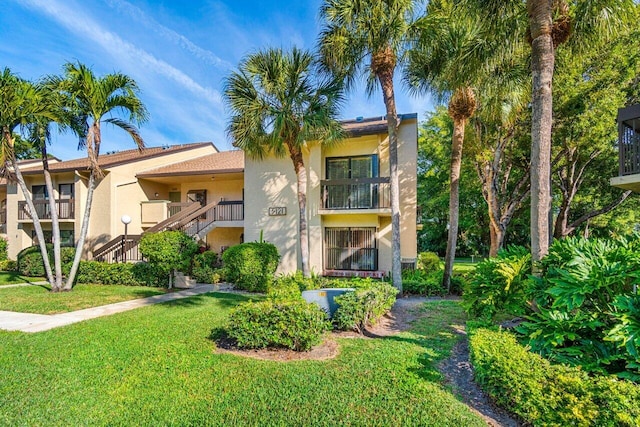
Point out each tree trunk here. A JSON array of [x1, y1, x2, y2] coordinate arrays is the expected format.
[[377, 70, 402, 293], [288, 142, 310, 278], [64, 172, 96, 290], [443, 117, 466, 292], [65, 123, 101, 290], [489, 222, 506, 257], [10, 168, 55, 286], [2, 129, 54, 286], [41, 145, 63, 291], [528, 0, 555, 272]]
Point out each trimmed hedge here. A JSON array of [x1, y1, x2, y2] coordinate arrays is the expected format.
[[222, 242, 280, 292], [0, 237, 8, 261], [17, 245, 75, 277], [226, 300, 330, 351], [73, 261, 164, 287], [417, 251, 441, 273], [333, 281, 397, 333], [0, 259, 17, 272], [470, 328, 640, 426]]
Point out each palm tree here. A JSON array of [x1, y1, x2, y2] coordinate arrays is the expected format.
[[318, 0, 418, 292], [223, 47, 344, 277], [51, 62, 148, 290], [0, 68, 56, 286], [466, 0, 635, 268], [405, 2, 486, 291]]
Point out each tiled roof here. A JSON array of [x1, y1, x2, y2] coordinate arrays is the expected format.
[[20, 142, 214, 174], [341, 113, 417, 137], [136, 150, 244, 177]]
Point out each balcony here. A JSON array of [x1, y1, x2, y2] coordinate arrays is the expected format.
[[618, 104, 640, 176], [0, 209, 5, 233], [18, 199, 75, 220], [321, 177, 390, 210], [324, 247, 378, 271]]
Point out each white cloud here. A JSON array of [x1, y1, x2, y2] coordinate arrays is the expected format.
[[105, 0, 233, 70], [18, 0, 223, 108]]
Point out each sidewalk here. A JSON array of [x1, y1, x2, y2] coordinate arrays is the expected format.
[[0, 281, 49, 289], [0, 284, 223, 333]]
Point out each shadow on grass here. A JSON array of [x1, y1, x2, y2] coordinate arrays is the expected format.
[[161, 291, 255, 309]]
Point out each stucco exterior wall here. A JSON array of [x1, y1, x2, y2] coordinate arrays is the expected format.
[[244, 116, 418, 275]]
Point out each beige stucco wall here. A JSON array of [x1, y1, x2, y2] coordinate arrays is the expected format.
[[5, 144, 218, 259], [244, 117, 418, 275], [205, 227, 244, 253]]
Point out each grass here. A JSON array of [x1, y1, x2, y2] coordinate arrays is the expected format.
[[453, 262, 477, 274], [0, 284, 166, 314], [0, 294, 484, 426], [0, 271, 45, 286]]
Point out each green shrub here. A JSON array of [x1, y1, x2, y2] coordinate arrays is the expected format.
[[72, 261, 164, 287], [402, 269, 446, 296], [191, 251, 223, 284], [470, 328, 640, 426], [517, 236, 640, 378], [417, 251, 441, 273], [0, 259, 17, 271], [333, 282, 397, 333], [462, 245, 531, 319], [17, 245, 75, 277], [226, 300, 330, 351], [267, 271, 315, 301], [222, 242, 279, 292], [139, 231, 198, 285], [0, 237, 8, 261]]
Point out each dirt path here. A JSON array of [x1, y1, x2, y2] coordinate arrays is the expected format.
[[371, 296, 521, 427]]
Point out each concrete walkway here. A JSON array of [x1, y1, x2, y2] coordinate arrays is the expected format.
[[0, 284, 223, 333], [0, 281, 49, 289]]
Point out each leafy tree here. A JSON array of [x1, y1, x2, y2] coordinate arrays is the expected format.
[[139, 231, 198, 288], [418, 108, 489, 257], [0, 68, 56, 285], [318, 0, 418, 292], [551, 28, 640, 238], [466, 0, 636, 269], [223, 47, 344, 277], [51, 62, 148, 290]]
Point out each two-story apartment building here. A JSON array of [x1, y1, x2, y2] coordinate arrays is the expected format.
[[0, 114, 417, 276], [611, 104, 640, 192]]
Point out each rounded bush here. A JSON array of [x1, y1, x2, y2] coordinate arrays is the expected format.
[[333, 281, 397, 332], [417, 251, 441, 273], [17, 245, 75, 277], [226, 299, 330, 351], [222, 242, 279, 292]]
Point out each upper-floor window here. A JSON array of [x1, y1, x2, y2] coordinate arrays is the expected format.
[[326, 155, 378, 180], [59, 184, 73, 199], [32, 185, 48, 200]]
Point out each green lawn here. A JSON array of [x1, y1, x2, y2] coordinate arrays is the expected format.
[[0, 271, 45, 286], [0, 284, 166, 314], [453, 262, 477, 274], [0, 294, 484, 426]]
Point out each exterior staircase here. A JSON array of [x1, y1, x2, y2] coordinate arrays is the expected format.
[[93, 200, 244, 263]]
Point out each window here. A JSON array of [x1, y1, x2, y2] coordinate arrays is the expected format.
[[32, 230, 75, 246], [59, 184, 73, 199], [32, 185, 48, 200], [324, 155, 381, 209], [324, 227, 377, 271]]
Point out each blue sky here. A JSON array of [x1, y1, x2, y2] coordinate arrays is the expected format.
[[1, 0, 432, 160]]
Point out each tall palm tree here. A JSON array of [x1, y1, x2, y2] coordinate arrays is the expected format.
[[223, 47, 344, 277], [51, 62, 148, 290], [319, 0, 417, 292], [0, 68, 56, 286], [466, 0, 635, 268], [405, 2, 487, 291]]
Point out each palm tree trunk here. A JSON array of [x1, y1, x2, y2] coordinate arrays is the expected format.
[[528, 0, 554, 272], [443, 117, 466, 292], [9, 159, 54, 286], [288, 143, 310, 277], [377, 72, 402, 293], [64, 172, 95, 290], [41, 145, 62, 290]]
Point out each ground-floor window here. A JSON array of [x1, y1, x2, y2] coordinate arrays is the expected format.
[[32, 230, 75, 247], [324, 227, 377, 271]]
